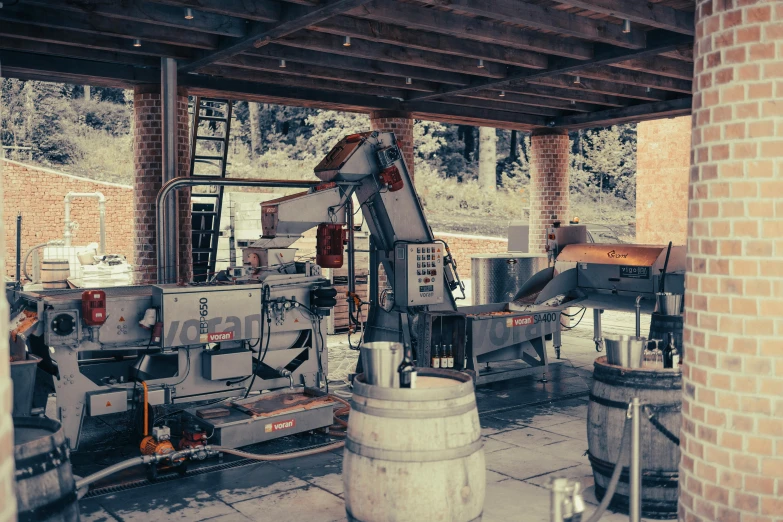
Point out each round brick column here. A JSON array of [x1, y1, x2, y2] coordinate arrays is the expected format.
[[529, 129, 570, 253], [369, 111, 414, 182], [680, 2, 783, 521], [133, 86, 192, 284], [0, 162, 17, 522]]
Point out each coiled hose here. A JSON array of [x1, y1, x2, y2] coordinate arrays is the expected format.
[[584, 415, 632, 522]]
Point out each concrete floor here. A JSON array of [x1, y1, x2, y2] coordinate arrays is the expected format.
[[79, 312, 653, 522]]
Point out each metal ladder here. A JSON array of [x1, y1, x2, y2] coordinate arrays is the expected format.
[[189, 97, 233, 282]]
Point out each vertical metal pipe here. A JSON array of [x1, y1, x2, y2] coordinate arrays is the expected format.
[[635, 295, 643, 338], [630, 397, 642, 522], [593, 308, 603, 351], [346, 197, 355, 318], [98, 199, 106, 255], [15, 213, 22, 285], [228, 201, 236, 267], [161, 57, 179, 284]]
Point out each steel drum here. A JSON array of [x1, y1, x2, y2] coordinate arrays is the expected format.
[[471, 254, 548, 305]]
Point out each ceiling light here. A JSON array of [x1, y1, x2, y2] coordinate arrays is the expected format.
[[499, 91, 506, 97], [279, 59, 286, 68], [406, 77, 412, 85], [573, 75, 581, 85], [571, 100, 576, 105], [343, 35, 351, 47], [623, 19, 631, 33], [646, 86, 651, 93], [133, 39, 142, 47], [477, 59, 485, 69], [184, 8, 194, 20]]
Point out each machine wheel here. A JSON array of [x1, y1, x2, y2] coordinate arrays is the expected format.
[[595, 341, 604, 352]]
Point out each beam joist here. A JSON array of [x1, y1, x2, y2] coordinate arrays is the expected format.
[[611, 56, 694, 80], [416, 0, 646, 49], [0, 36, 161, 67], [151, 0, 281, 22], [573, 65, 692, 93], [527, 75, 670, 102], [431, 96, 565, 118], [553, 97, 693, 129], [500, 83, 631, 107], [552, 0, 695, 36], [351, 0, 594, 60], [178, 0, 374, 73]]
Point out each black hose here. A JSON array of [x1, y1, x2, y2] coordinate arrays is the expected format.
[[660, 241, 672, 293]]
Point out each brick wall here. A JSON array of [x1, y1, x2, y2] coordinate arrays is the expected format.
[[529, 129, 570, 253], [2, 159, 134, 279], [370, 111, 414, 181], [434, 232, 508, 279], [133, 87, 191, 284], [680, 2, 783, 521], [636, 116, 691, 245]]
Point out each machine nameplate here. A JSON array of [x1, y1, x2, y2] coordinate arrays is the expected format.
[[265, 419, 295, 432], [201, 331, 235, 343], [619, 266, 650, 279], [505, 312, 558, 328]]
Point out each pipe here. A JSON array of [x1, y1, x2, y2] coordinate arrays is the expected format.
[[141, 381, 149, 437], [630, 397, 642, 522], [346, 197, 356, 319], [156, 176, 321, 284], [15, 213, 22, 285], [161, 57, 179, 285], [75, 456, 151, 491], [64, 192, 106, 254], [635, 295, 643, 338]]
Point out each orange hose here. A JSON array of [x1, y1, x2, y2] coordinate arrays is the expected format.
[[141, 381, 149, 436]]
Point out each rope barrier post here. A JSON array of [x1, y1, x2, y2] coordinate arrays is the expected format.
[[630, 397, 642, 522], [549, 477, 568, 522]]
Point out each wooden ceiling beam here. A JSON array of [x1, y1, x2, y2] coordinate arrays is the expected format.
[[415, 0, 645, 49], [245, 44, 472, 85], [22, 0, 248, 37], [527, 75, 670, 101], [572, 65, 692, 93], [553, 97, 693, 129], [313, 15, 548, 69], [500, 83, 630, 107], [431, 97, 565, 118], [0, 36, 161, 67], [150, 0, 281, 22], [215, 54, 438, 92], [407, 101, 548, 128], [275, 30, 508, 78], [661, 46, 695, 62], [611, 56, 694, 80], [0, 5, 218, 49], [351, 0, 593, 60], [178, 0, 373, 73], [461, 92, 598, 112], [552, 0, 695, 36], [0, 20, 194, 59]]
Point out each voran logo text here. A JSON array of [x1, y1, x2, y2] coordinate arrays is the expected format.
[[265, 419, 296, 433], [607, 250, 629, 259], [165, 312, 264, 347]]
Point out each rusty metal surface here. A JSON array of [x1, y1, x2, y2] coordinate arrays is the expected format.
[[557, 244, 665, 266]]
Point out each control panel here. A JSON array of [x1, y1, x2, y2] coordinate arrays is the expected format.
[[393, 242, 445, 307]]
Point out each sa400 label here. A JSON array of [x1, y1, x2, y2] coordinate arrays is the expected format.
[[506, 312, 558, 328]]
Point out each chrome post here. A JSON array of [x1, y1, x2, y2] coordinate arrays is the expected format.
[[630, 397, 642, 522]]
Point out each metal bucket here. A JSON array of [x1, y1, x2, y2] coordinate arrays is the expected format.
[[604, 335, 646, 369], [656, 293, 683, 315], [360, 342, 403, 388], [10, 354, 41, 416]]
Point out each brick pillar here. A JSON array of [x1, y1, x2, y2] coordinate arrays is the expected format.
[[369, 111, 414, 181], [680, 2, 783, 521], [636, 116, 691, 245], [0, 157, 17, 522], [529, 129, 570, 253], [132, 86, 191, 284]]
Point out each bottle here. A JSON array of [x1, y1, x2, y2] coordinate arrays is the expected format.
[[663, 334, 679, 369], [447, 344, 454, 368], [431, 344, 441, 369], [398, 346, 417, 389], [643, 340, 662, 369]]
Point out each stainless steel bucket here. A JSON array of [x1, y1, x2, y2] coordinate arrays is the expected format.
[[360, 342, 404, 388], [656, 293, 683, 316], [605, 335, 647, 368]]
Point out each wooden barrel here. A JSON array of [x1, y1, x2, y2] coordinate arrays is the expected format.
[[648, 313, 684, 357], [344, 368, 485, 522], [587, 357, 681, 520], [41, 260, 70, 289], [13, 417, 80, 522]]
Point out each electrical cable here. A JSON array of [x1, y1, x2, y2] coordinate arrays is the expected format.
[[560, 307, 588, 330]]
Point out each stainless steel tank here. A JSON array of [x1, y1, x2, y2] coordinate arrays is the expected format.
[[471, 254, 548, 305]]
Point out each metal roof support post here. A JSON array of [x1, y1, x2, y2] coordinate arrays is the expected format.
[[160, 57, 178, 284]]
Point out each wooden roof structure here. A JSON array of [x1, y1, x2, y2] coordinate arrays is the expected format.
[[0, 0, 695, 130]]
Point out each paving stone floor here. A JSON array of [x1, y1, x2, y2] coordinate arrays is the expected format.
[[79, 312, 655, 522]]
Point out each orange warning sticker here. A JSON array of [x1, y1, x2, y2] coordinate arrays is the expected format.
[[106, 401, 112, 407], [119, 316, 126, 322]]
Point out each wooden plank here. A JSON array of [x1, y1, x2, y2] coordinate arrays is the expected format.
[[527, 75, 669, 101], [0, 5, 218, 49], [407, 101, 548, 128], [23, 0, 248, 37], [407, 29, 692, 101], [574, 65, 692, 93], [275, 30, 508, 78], [0, 20, 194, 60], [552, 0, 695, 36], [351, 0, 594, 60], [661, 46, 694, 62], [553, 97, 692, 129], [245, 44, 473, 85], [313, 15, 548, 69], [178, 0, 374, 73], [461, 91, 599, 112], [501, 83, 631, 108], [416, 0, 646, 49], [0, 36, 161, 67], [216, 54, 441, 92], [152, 0, 281, 22], [611, 56, 694, 81], [198, 64, 411, 99], [431, 96, 565, 118]]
